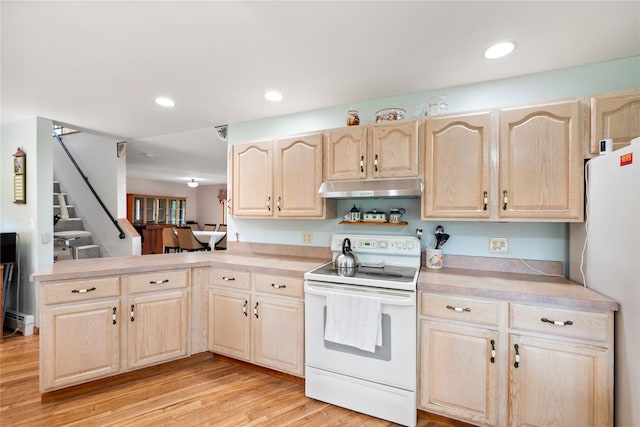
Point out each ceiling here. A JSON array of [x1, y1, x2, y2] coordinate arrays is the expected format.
[[2, 1, 639, 185]]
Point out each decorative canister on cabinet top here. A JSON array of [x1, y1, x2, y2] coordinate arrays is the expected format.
[[347, 109, 360, 126]]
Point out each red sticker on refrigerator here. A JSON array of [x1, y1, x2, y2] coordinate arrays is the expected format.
[[620, 153, 633, 166]]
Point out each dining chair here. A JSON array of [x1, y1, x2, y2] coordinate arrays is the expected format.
[[187, 222, 200, 231], [176, 227, 211, 252], [215, 224, 227, 250], [203, 223, 216, 231], [162, 227, 180, 253]]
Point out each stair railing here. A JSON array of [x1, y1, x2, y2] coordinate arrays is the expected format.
[[53, 132, 126, 239]]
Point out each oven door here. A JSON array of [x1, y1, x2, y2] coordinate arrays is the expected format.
[[304, 280, 416, 391]]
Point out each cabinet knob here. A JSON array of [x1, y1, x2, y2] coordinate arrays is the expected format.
[[374, 154, 379, 172], [483, 191, 488, 211], [502, 190, 508, 211], [360, 155, 365, 173], [277, 196, 281, 211], [242, 300, 248, 317], [112, 307, 117, 325], [254, 301, 259, 319], [490, 339, 496, 364], [130, 304, 135, 322], [514, 344, 520, 368]]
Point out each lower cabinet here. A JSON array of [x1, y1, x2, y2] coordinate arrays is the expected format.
[[40, 270, 190, 392], [40, 277, 121, 392], [208, 270, 304, 376], [419, 292, 614, 427]]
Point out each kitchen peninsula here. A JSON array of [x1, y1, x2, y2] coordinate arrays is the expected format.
[[32, 249, 617, 426]]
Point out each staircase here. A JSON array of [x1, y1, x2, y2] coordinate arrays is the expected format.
[[53, 180, 101, 262]]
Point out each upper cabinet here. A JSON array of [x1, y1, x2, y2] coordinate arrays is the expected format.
[[423, 112, 493, 219], [499, 100, 584, 221], [232, 133, 330, 219], [423, 100, 584, 222], [590, 88, 640, 155], [370, 119, 420, 178], [324, 119, 420, 181]]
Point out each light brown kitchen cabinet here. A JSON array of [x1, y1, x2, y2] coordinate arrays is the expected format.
[[508, 303, 613, 427], [423, 112, 493, 219], [419, 292, 500, 426], [590, 88, 640, 154], [499, 100, 584, 221], [324, 126, 368, 180], [324, 119, 420, 181], [40, 277, 121, 392], [231, 133, 329, 218], [231, 140, 273, 217], [419, 292, 614, 427], [124, 270, 190, 370], [208, 270, 304, 376]]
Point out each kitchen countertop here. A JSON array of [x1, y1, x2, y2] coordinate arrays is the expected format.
[[418, 267, 619, 312], [31, 252, 328, 282], [32, 253, 618, 312]]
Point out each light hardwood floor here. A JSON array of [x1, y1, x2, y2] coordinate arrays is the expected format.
[[0, 332, 472, 427]]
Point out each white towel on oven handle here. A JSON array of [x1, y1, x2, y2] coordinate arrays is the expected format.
[[324, 292, 382, 353]]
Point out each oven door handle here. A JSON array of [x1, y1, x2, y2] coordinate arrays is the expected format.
[[304, 282, 415, 306]]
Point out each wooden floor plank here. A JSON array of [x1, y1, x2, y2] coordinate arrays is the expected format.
[[1, 332, 473, 426]]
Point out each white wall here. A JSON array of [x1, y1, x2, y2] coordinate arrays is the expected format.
[[53, 132, 137, 257], [228, 56, 640, 273], [126, 177, 199, 222], [1, 117, 54, 323]]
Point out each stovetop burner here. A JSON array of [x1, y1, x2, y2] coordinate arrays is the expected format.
[[309, 263, 417, 283]]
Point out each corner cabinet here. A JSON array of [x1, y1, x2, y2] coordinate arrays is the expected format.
[[231, 133, 330, 218], [423, 112, 493, 219], [499, 100, 584, 221], [208, 269, 304, 376], [590, 88, 640, 155]]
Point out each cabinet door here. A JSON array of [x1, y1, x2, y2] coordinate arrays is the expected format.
[[232, 140, 274, 217], [126, 290, 189, 369], [370, 119, 420, 178], [423, 112, 492, 219], [499, 100, 583, 221], [508, 335, 610, 427], [208, 288, 251, 361], [41, 299, 120, 391], [591, 89, 640, 154], [420, 320, 498, 426], [274, 133, 324, 217], [252, 295, 304, 376], [325, 126, 368, 180]]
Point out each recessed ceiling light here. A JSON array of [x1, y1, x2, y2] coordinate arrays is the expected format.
[[484, 42, 515, 59], [264, 90, 283, 102], [155, 97, 175, 107]]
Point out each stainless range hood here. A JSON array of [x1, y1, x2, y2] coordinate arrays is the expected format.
[[317, 177, 423, 199]]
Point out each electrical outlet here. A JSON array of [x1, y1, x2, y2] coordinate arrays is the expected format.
[[489, 237, 509, 254], [302, 231, 313, 244]]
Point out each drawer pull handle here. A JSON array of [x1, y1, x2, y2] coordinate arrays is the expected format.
[[242, 300, 248, 317], [271, 283, 286, 289], [266, 196, 271, 211], [149, 279, 169, 285], [222, 276, 236, 281], [112, 307, 117, 325], [483, 191, 488, 211], [541, 317, 573, 326], [502, 190, 508, 211], [514, 344, 520, 368], [130, 304, 135, 322], [446, 304, 471, 313], [277, 196, 282, 211], [490, 339, 496, 364], [374, 154, 379, 172], [71, 287, 96, 293], [254, 302, 259, 319], [360, 155, 365, 173]]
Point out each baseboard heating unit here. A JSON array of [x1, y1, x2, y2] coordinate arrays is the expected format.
[[4, 309, 35, 336]]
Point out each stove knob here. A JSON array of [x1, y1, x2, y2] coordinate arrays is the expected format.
[[379, 241, 388, 249], [406, 241, 415, 250]]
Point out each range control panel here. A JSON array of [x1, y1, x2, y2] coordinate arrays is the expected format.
[[330, 234, 421, 256]]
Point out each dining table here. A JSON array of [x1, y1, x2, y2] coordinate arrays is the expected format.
[[192, 230, 226, 249]]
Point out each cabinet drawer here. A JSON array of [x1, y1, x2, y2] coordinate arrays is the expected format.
[[254, 274, 303, 299], [126, 269, 189, 294], [209, 269, 251, 290], [420, 292, 499, 326], [510, 303, 609, 342], [42, 277, 119, 305]]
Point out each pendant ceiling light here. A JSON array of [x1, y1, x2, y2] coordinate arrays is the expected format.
[[187, 179, 198, 188]]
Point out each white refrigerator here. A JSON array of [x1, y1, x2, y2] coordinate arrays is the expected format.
[[570, 138, 639, 427]]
